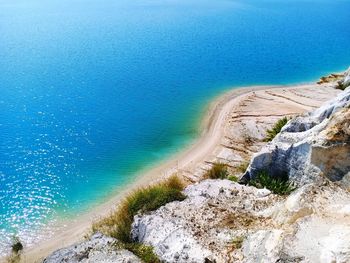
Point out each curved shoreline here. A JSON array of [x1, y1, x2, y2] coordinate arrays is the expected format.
[[20, 84, 294, 262]]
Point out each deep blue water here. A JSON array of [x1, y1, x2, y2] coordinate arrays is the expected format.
[[1, 0, 350, 253]]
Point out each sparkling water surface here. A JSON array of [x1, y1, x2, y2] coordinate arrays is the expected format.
[[1, 0, 350, 254]]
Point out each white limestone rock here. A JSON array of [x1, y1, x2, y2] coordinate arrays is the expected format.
[[131, 179, 350, 263], [339, 67, 350, 89], [131, 179, 279, 263], [243, 80, 350, 186], [43, 233, 141, 263], [242, 230, 283, 263], [241, 183, 350, 263]]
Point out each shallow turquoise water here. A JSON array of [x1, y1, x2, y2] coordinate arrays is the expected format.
[[1, 0, 350, 253]]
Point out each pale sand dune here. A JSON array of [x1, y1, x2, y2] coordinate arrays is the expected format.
[[19, 83, 340, 263]]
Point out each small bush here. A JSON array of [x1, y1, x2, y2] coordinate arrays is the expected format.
[[228, 175, 238, 182], [125, 243, 160, 263], [205, 163, 229, 179], [236, 162, 249, 173], [11, 237, 23, 254], [93, 175, 186, 243], [249, 170, 296, 195], [163, 175, 184, 190], [264, 117, 289, 142]]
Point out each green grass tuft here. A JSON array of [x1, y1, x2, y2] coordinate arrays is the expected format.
[[92, 175, 185, 262], [11, 237, 23, 254], [205, 163, 229, 179], [228, 175, 238, 182], [93, 175, 186, 244], [236, 162, 249, 173], [249, 170, 296, 195], [125, 243, 160, 263], [264, 117, 289, 142]]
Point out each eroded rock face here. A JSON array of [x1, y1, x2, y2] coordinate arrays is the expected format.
[[271, 183, 350, 263], [131, 179, 281, 262], [243, 81, 350, 186], [43, 233, 141, 263], [339, 67, 350, 89], [131, 179, 350, 263]]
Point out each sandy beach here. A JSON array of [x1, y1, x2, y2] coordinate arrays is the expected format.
[[18, 82, 340, 263]]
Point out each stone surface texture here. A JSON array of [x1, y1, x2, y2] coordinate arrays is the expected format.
[[43, 233, 141, 263]]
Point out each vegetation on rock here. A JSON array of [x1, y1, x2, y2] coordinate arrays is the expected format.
[[92, 175, 185, 262], [228, 175, 238, 182], [124, 243, 160, 263], [264, 117, 289, 142], [236, 161, 249, 173], [205, 163, 229, 179], [205, 162, 244, 182], [249, 170, 296, 195]]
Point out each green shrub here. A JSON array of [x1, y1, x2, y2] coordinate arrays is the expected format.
[[205, 163, 229, 179], [93, 175, 186, 243], [125, 243, 160, 263], [228, 175, 238, 182], [249, 170, 296, 195], [11, 237, 23, 254], [163, 175, 184, 191], [236, 162, 249, 173], [264, 117, 289, 142]]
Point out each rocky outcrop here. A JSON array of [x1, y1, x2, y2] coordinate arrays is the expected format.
[[181, 82, 339, 183], [43, 233, 141, 263], [131, 180, 350, 263], [317, 73, 344, 84], [130, 72, 350, 263], [242, 74, 350, 186], [338, 67, 350, 89], [131, 179, 280, 262]]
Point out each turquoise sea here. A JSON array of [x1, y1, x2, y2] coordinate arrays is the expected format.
[[1, 0, 350, 254]]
